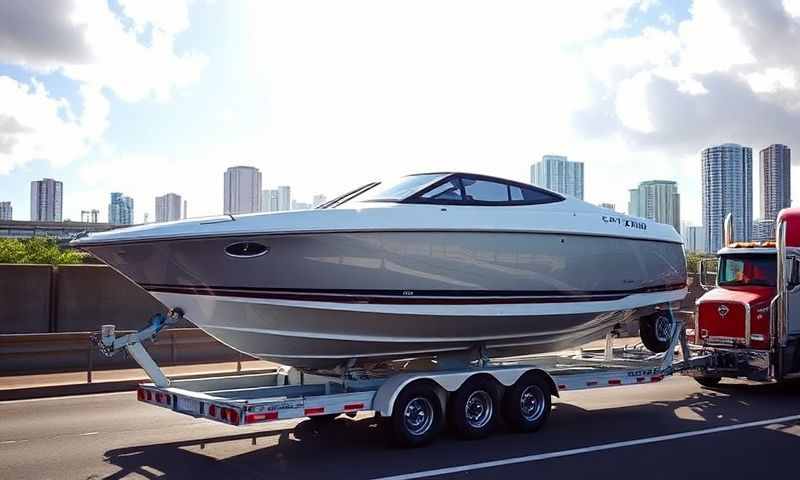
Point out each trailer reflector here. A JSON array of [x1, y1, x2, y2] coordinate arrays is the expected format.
[[651, 375, 663, 382], [246, 411, 279, 423], [608, 379, 621, 385], [137, 388, 145, 401], [344, 403, 364, 411], [209, 404, 217, 417], [305, 407, 325, 416]]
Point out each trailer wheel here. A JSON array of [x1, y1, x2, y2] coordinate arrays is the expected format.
[[503, 374, 552, 433], [449, 377, 499, 440], [390, 383, 442, 448], [640, 311, 675, 353], [694, 375, 722, 388]]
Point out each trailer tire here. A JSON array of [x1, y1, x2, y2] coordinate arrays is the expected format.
[[390, 383, 443, 448], [503, 374, 552, 433], [694, 375, 722, 388], [449, 377, 499, 440], [640, 311, 675, 353]]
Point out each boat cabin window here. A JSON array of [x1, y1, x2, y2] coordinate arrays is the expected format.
[[352, 174, 445, 202], [411, 174, 563, 206]]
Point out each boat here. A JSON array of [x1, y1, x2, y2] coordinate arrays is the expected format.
[[71, 172, 688, 370]]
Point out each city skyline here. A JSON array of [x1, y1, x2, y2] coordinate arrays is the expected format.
[[108, 192, 134, 225], [3, 2, 800, 226]]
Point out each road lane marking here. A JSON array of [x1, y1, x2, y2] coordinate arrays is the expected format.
[[372, 413, 800, 480], [79, 432, 99, 436]]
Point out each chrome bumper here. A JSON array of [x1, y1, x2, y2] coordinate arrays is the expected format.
[[685, 347, 771, 382]]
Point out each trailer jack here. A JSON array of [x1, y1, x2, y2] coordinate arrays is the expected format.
[[90, 308, 184, 387]]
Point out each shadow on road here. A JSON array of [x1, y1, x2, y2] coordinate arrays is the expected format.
[[101, 380, 800, 480]]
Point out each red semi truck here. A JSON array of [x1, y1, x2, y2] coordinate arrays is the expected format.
[[691, 208, 800, 386]]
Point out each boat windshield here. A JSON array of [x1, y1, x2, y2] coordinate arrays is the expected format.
[[718, 254, 776, 287], [322, 174, 446, 207]]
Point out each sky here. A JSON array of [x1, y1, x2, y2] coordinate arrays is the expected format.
[[1, 0, 800, 225]]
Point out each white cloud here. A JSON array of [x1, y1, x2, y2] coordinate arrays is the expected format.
[[0, 77, 108, 174], [0, 0, 207, 175]]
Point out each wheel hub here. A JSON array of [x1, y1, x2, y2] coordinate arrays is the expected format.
[[404, 397, 434, 436], [654, 313, 674, 342], [465, 390, 493, 429], [519, 385, 545, 421]]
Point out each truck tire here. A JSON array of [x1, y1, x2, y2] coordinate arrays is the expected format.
[[694, 375, 722, 388], [448, 377, 499, 440], [390, 383, 443, 448], [503, 374, 552, 433], [640, 311, 675, 353]]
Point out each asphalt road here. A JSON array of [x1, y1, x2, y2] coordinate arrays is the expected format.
[[2, 376, 800, 480]]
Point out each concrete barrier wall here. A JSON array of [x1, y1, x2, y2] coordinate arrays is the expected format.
[[1, 264, 193, 334], [56, 265, 177, 332], [0, 265, 52, 334]]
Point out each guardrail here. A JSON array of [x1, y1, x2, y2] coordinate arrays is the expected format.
[[0, 329, 252, 377]]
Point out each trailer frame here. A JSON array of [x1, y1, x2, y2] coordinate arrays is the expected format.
[[95, 309, 707, 445]]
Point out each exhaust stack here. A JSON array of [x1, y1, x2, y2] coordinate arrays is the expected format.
[[723, 213, 734, 246]]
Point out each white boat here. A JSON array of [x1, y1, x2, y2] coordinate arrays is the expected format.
[[72, 172, 688, 370]]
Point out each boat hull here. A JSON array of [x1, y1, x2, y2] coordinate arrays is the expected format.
[[82, 230, 687, 369], [151, 289, 685, 369]]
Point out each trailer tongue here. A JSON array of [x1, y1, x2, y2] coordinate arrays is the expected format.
[[94, 307, 707, 447]]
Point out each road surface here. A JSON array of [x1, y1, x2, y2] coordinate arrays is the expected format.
[[1, 376, 800, 479]]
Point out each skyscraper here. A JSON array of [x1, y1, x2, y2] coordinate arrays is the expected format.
[[224, 166, 262, 214], [598, 202, 616, 211], [627, 180, 681, 231], [30, 178, 63, 222], [753, 219, 775, 242], [261, 189, 280, 212], [108, 192, 134, 225], [278, 186, 291, 211], [155, 193, 182, 223], [702, 143, 753, 252], [0, 201, 11, 221], [530, 155, 584, 199], [759, 144, 791, 222], [682, 225, 706, 253]]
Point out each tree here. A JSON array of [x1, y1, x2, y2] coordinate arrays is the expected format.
[[0, 237, 88, 265]]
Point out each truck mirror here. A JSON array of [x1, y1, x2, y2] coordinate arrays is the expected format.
[[699, 258, 717, 290]]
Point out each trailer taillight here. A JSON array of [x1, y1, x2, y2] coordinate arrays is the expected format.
[[137, 388, 145, 401]]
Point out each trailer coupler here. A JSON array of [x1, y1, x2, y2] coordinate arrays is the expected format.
[[90, 308, 184, 387]]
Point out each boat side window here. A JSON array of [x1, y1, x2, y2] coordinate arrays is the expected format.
[[462, 178, 509, 202], [421, 178, 463, 201]]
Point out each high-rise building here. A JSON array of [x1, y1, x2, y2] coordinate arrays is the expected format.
[[753, 219, 775, 242], [598, 202, 616, 211], [312, 194, 327, 208], [759, 144, 791, 222], [80, 209, 99, 223], [702, 143, 753, 252], [224, 166, 262, 214], [30, 178, 63, 222], [530, 155, 584, 199], [278, 186, 291, 211], [291, 200, 312, 210], [627, 180, 680, 231], [0, 201, 11, 221], [155, 193, 182, 223], [261, 189, 280, 212], [682, 224, 706, 253], [183, 200, 188, 219], [108, 192, 134, 225]]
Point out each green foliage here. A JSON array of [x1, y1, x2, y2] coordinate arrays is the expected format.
[[0, 237, 88, 265], [686, 251, 717, 274]]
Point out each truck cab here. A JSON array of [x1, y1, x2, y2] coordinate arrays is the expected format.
[[693, 208, 800, 384]]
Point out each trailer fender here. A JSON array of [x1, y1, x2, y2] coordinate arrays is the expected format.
[[374, 367, 557, 417]]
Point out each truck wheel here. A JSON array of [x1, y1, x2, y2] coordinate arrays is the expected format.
[[390, 383, 442, 448], [694, 375, 722, 388], [503, 374, 552, 433], [640, 311, 675, 353], [449, 377, 499, 440]]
